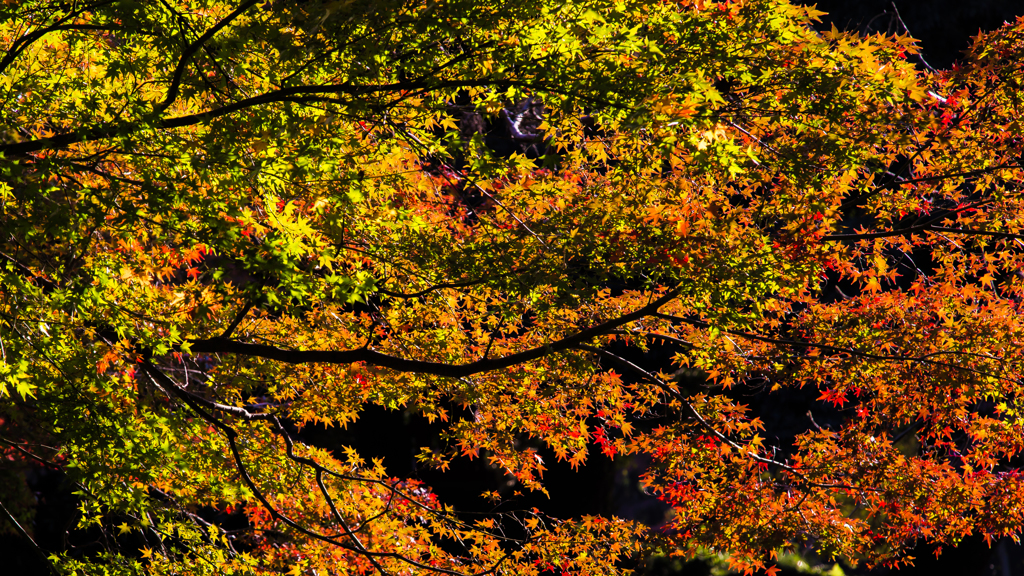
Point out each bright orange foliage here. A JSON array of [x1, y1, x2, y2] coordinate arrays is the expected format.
[[3, 0, 1024, 574]]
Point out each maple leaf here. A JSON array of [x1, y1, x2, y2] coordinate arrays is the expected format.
[[9, 0, 1024, 574]]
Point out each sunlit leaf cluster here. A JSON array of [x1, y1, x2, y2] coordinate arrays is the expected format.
[[3, 0, 1024, 574]]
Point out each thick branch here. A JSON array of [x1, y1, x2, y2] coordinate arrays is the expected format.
[[0, 0, 118, 76], [0, 24, 115, 75], [0, 79, 546, 157], [154, 0, 261, 114], [189, 288, 680, 375]]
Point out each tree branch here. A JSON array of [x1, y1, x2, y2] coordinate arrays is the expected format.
[[654, 313, 1013, 382], [153, 0, 262, 115], [0, 78, 601, 157], [188, 287, 680, 376], [0, 0, 118, 76], [0, 497, 59, 576], [824, 223, 1024, 242]]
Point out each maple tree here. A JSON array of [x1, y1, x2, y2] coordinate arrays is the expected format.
[[3, 0, 1024, 574]]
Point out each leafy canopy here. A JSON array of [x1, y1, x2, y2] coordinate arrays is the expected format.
[[3, 0, 1024, 574]]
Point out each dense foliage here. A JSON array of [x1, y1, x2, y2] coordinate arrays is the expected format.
[[4, 0, 1024, 574]]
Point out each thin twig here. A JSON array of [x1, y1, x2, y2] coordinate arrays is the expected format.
[[0, 497, 60, 576]]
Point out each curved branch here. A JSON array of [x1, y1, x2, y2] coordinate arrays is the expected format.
[[135, 364, 486, 540], [376, 277, 496, 299], [315, 469, 393, 576], [572, 343, 795, 470], [0, 0, 118, 76], [0, 78, 602, 157], [153, 0, 261, 115], [0, 24, 115, 76], [143, 361, 523, 575], [575, 344, 884, 495], [139, 361, 370, 549], [188, 287, 680, 376], [824, 223, 1024, 242], [654, 313, 1014, 382], [0, 497, 59, 576]]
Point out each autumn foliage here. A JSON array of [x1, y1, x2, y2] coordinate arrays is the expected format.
[[3, 0, 1024, 574]]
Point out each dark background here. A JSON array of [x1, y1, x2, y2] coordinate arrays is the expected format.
[[813, 0, 1021, 70], [4, 1, 1024, 575]]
